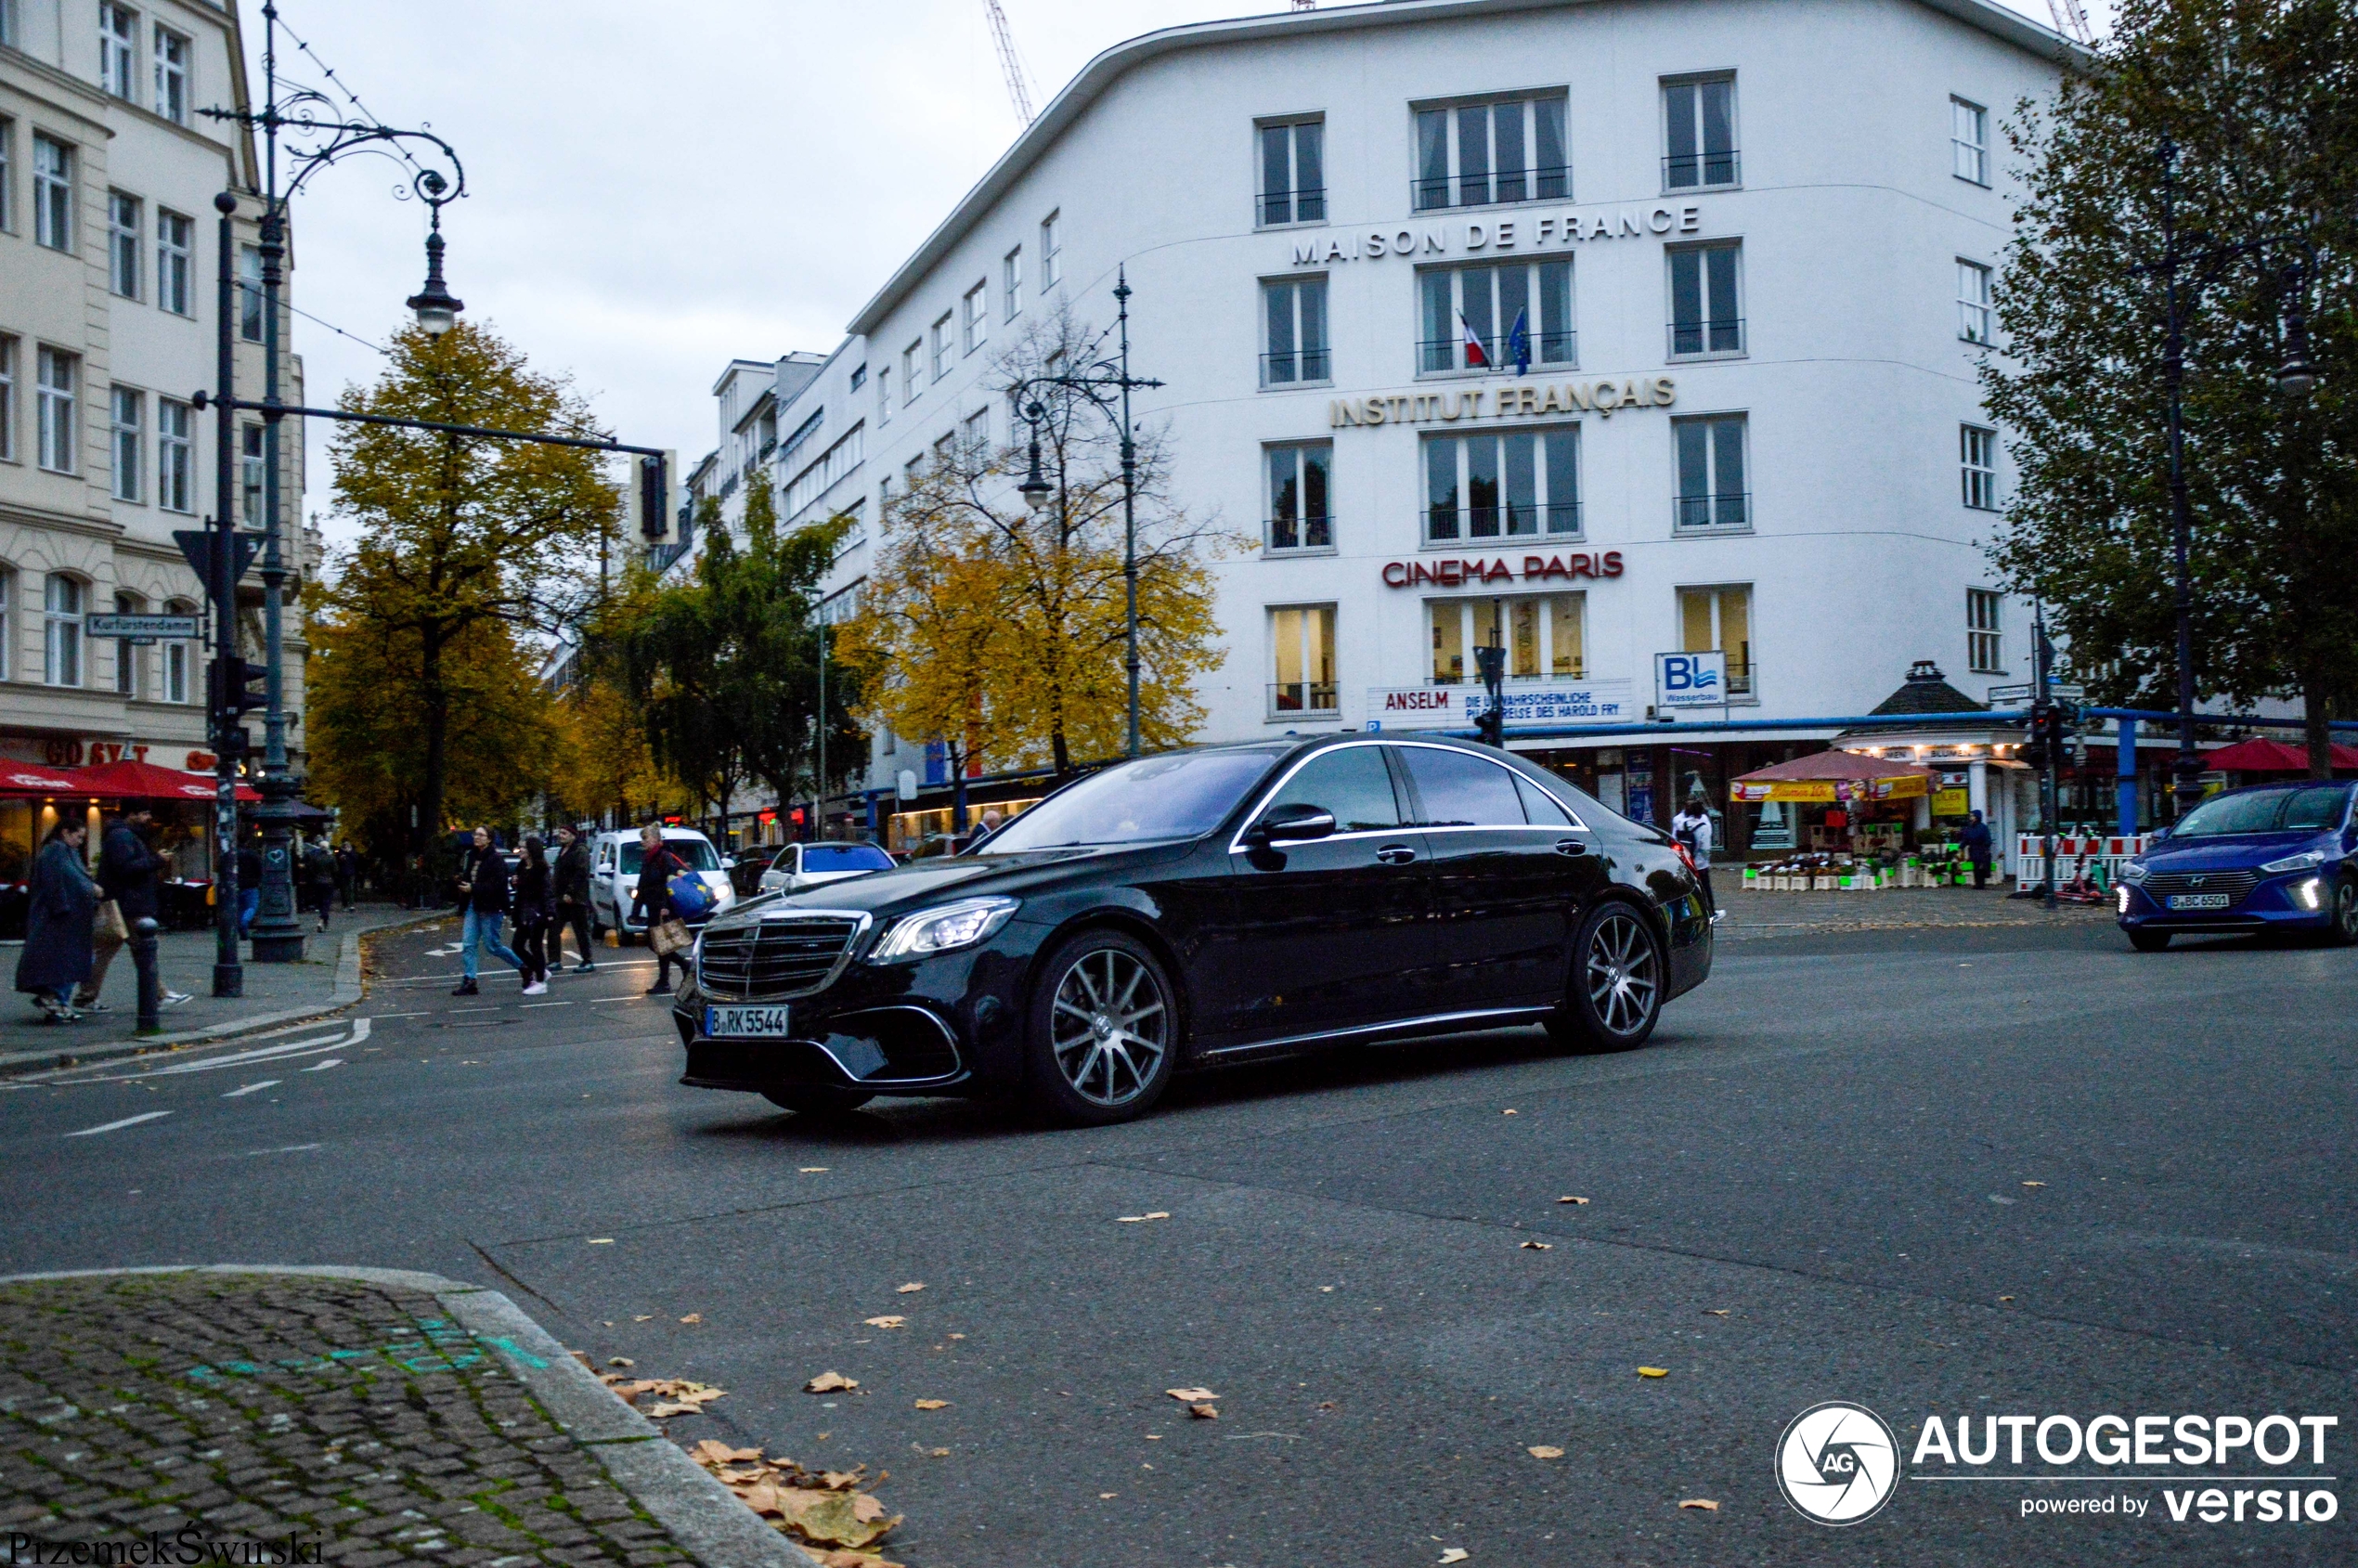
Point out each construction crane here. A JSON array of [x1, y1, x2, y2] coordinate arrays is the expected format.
[[2045, 0, 2093, 45], [982, 0, 1036, 123]]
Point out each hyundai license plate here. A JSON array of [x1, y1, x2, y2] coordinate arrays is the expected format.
[[705, 1004, 791, 1039], [2166, 893, 2231, 911]]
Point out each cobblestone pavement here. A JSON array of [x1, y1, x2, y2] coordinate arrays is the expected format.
[[1716, 881, 2116, 940], [0, 1272, 698, 1566]]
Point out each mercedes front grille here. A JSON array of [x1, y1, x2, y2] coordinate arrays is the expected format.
[[697, 916, 863, 999]]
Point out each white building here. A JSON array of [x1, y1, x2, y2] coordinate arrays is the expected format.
[[1, 0, 308, 876], [732, 0, 2083, 856]]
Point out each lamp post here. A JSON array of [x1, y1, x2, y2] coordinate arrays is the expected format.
[[1011, 269, 1165, 759], [2140, 138, 2321, 819]]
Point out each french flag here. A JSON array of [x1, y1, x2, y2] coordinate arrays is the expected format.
[[1458, 313, 1489, 369]]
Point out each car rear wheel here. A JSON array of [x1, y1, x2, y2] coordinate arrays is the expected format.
[[1025, 930, 1177, 1126], [1545, 901, 1664, 1053], [2327, 877, 2358, 948], [2128, 928, 2171, 952], [760, 1086, 875, 1115]]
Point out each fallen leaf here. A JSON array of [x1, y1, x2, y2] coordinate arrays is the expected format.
[[913, 1399, 950, 1410], [863, 1316, 907, 1329], [680, 1314, 703, 1324], [1439, 1550, 1471, 1564], [607, 1357, 635, 1367], [1556, 1196, 1589, 1205], [799, 1166, 830, 1173], [1703, 1309, 1730, 1316], [896, 1282, 926, 1294], [588, 1238, 615, 1245], [633, 1315, 654, 1322], [1165, 1387, 1219, 1403], [2022, 1181, 2046, 1187], [1520, 1240, 1553, 1251], [947, 1333, 965, 1341], [1099, 1492, 1118, 1499], [692, 1440, 762, 1465], [1317, 1402, 1337, 1410], [1678, 1497, 1720, 1511], [1115, 1212, 1173, 1223], [1188, 1403, 1219, 1419], [1637, 1367, 1668, 1379], [1501, 1108, 1518, 1116], [926, 1447, 950, 1457], [806, 1372, 860, 1393], [1527, 1445, 1564, 1459], [1999, 1295, 2015, 1303]]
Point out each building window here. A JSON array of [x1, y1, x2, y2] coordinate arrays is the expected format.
[[35, 347, 77, 473], [1414, 92, 1569, 212], [0, 568, 11, 680], [1952, 97, 1989, 185], [44, 575, 84, 687], [1040, 211, 1061, 287], [1003, 246, 1023, 320], [1678, 583, 1753, 696], [110, 386, 141, 501], [154, 25, 190, 124], [1260, 276, 1329, 386], [1269, 603, 1336, 715], [1663, 75, 1739, 189], [849, 363, 867, 394], [1429, 593, 1586, 684], [1424, 428, 1580, 543], [240, 423, 265, 525], [1673, 414, 1748, 532], [1961, 424, 1999, 510], [33, 135, 72, 252], [1419, 260, 1574, 374], [876, 366, 891, 423], [1264, 442, 1331, 552], [112, 592, 141, 694], [1957, 259, 1994, 344], [164, 600, 193, 702], [900, 342, 921, 405], [155, 208, 193, 316], [239, 244, 266, 341], [1967, 589, 2004, 674], [1667, 241, 1743, 357], [0, 115, 13, 233], [0, 335, 15, 462], [158, 397, 191, 512], [98, 3, 138, 99], [962, 407, 990, 452], [930, 314, 952, 381], [963, 281, 989, 354], [1257, 117, 1326, 226], [109, 191, 141, 299]]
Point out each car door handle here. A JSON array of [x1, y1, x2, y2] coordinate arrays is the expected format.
[[1375, 844, 1419, 865], [1555, 837, 1589, 856]]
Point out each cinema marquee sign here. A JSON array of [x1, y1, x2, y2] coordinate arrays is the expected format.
[[1383, 551, 1625, 588], [1333, 376, 1674, 428]]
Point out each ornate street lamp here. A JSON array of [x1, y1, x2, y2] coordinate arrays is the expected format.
[[405, 180, 465, 336]]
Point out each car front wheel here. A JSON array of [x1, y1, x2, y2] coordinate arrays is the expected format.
[[1546, 901, 1665, 1053], [2328, 877, 2358, 948], [1025, 930, 1178, 1126]]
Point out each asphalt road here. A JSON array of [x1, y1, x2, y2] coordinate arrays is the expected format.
[[3, 917, 2352, 1567]]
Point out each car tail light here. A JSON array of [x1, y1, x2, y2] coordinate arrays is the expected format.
[[1671, 842, 1700, 877]]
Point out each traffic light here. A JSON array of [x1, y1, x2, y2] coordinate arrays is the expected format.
[[2022, 701, 2053, 769], [633, 449, 677, 541], [1472, 644, 1506, 748], [210, 655, 266, 716]]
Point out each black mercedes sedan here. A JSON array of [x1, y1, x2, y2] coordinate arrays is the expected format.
[[672, 734, 1713, 1125]]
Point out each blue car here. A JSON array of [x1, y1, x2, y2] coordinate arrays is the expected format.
[[2117, 780, 2358, 950]]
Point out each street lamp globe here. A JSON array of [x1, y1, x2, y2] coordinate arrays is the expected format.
[[2276, 341, 2320, 397], [1018, 437, 1055, 512], [406, 228, 464, 337]]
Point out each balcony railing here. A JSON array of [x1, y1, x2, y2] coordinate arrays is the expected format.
[[1674, 492, 1751, 531], [1664, 150, 1741, 189], [1259, 188, 1328, 227], [1411, 164, 1573, 213], [1266, 513, 1334, 552], [1417, 330, 1576, 375], [1270, 680, 1340, 714], [1424, 500, 1583, 543], [1261, 348, 1332, 386], [1667, 317, 1746, 357]]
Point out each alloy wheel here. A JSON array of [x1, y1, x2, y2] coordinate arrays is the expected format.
[[2339, 881, 2358, 942], [1049, 948, 1170, 1108], [1584, 910, 1661, 1038]]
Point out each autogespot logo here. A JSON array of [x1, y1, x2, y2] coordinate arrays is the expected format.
[[1777, 1402, 1901, 1525]]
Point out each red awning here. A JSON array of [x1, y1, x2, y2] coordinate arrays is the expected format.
[[2203, 736, 2358, 772], [70, 759, 262, 802], [0, 762, 85, 796]]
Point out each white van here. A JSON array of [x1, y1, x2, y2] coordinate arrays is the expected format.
[[587, 828, 736, 938]]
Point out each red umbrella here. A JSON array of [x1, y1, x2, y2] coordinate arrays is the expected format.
[[71, 758, 262, 802], [2203, 736, 2358, 772], [0, 762, 85, 796]]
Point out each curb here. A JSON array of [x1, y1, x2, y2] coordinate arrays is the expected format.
[[0, 913, 434, 1078], [0, 1263, 821, 1568]]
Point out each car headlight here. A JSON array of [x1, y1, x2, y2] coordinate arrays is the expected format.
[[2261, 849, 2326, 875], [2117, 885, 2131, 914], [869, 897, 1019, 963], [2118, 861, 2149, 885]]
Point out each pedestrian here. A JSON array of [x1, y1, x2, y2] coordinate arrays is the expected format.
[[629, 823, 691, 996], [77, 807, 190, 1015], [553, 823, 596, 973], [452, 825, 526, 997], [303, 835, 338, 933], [512, 835, 553, 996], [236, 839, 262, 939], [1961, 808, 1995, 890], [1671, 791, 1717, 915], [335, 841, 359, 910], [16, 821, 98, 1023]]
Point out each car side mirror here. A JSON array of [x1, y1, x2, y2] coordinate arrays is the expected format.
[[2149, 825, 2170, 844], [1254, 803, 1337, 845]]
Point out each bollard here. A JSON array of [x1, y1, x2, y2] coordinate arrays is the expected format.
[[133, 915, 162, 1034]]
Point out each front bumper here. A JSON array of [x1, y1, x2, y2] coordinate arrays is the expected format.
[[2117, 873, 2335, 935]]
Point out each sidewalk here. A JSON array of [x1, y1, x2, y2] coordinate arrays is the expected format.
[[0, 1267, 812, 1567], [1717, 882, 2116, 941], [0, 904, 424, 1072]]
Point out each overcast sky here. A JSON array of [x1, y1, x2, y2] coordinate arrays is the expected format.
[[255, 0, 2094, 548]]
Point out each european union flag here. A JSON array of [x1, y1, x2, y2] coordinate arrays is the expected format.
[[1508, 307, 1532, 376]]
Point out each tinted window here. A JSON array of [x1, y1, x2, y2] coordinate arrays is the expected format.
[[621, 838, 719, 873], [983, 748, 1285, 851], [1401, 746, 1528, 826], [1265, 745, 1401, 832], [1515, 772, 1574, 826], [2172, 789, 2300, 837], [804, 844, 895, 872], [2282, 785, 2352, 832]]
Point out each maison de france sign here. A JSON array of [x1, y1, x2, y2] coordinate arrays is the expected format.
[[1286, 204, 1709, 267]]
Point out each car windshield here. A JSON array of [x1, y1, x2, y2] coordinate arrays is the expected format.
[[2170, 785, 2350, 837], [980, 748, 1286, 851], [620, 838, 720, 874], [803, 844, 894, 873]]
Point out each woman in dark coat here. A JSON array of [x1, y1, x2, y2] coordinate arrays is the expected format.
[[512, 836, 553, 995], [17, 822, 97, 1022]]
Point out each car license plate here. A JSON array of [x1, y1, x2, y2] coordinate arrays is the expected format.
[[705, 1004, 791, 1039], [2166, 893, 2231, 911]]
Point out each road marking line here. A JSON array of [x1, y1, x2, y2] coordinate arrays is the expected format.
[[447, 1006, 502, 1015], [524, 1001, 573, 1008], [223, 1081, 280, 1097], [590, 996, 645, 1004], [66, 1110, 173, 1137], [243, 1143, 323, 1155], [372, 1011, 433, 1019], [301, 1059, 344, 1072]]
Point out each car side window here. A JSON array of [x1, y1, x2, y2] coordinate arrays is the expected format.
[[1399, 747, 1529, 827], [2282, 785, 2352, 832], [1514, 772, 1574, 826], [1263, 745, 1403, 832]]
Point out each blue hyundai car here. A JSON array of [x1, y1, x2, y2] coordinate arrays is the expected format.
[[2117, 780, 2358, 950]]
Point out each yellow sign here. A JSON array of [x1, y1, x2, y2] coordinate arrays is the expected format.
[[1933, 787, 1970, 816], [1731, 781, 1837, 803]]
